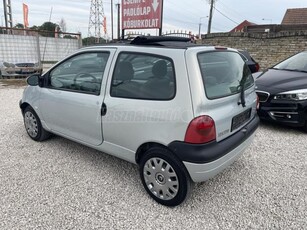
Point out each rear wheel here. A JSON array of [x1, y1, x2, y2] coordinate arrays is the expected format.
[[139, 147, 193, 206], [24, 106, 51, 141]]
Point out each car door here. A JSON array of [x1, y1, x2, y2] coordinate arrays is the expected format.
[[39, 49, 116, 146], [102, 49, 194, 155]]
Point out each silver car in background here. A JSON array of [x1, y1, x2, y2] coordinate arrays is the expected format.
[[0, 61, 42, 78]]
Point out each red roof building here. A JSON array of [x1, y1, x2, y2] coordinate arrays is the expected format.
[[230, 20, 257, 32], [282, 8, 307, 24]]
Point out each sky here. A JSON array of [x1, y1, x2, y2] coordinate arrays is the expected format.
[[1, 0, 307, 39]]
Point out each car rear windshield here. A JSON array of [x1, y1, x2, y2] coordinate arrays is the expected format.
[[198, 51, 254, 99]]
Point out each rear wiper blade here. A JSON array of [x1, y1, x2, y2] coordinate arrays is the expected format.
[[238, 84, 246, 107], [238, 71, 248, 108]]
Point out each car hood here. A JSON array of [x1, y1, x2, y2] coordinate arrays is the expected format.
[[256, 69, 307, 94]]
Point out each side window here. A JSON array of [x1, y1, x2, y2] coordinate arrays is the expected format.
[[110, 52, 176, 100], [49, 52, 110, 95]]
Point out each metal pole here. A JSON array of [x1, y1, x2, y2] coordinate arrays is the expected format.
[[7, 0, 13, 28], [78, 33, 82, 48], [159, 0, 164, 36], [116, 3, 121, 40], [3, 0, 8, 28], [36, 33, 42, 72], [111, 0, 113, 40], [42, 7, 53, 62], [207, 0, 214, 34]]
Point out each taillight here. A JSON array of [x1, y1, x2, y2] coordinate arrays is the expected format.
[[255, 63, 260, 72], [184, 115, 216, 144]]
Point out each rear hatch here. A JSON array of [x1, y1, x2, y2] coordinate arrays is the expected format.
[[185, 48, 257, 142]]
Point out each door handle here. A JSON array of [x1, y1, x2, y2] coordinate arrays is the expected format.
[[101, 103, 107, 116]]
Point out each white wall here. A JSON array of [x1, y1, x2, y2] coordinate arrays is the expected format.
[[39, 37, 81, 62], [0, 34, 81, 65]]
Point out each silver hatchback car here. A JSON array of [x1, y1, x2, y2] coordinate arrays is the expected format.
[[20, 36, 259, 206]]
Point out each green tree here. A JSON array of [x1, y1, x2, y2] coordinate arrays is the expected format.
[[63, 34, 77, 39], [14, 23, 24, 29], [82, 36, 107, 46], [30, 25, 39, 30], [39, 22, 60, 37]]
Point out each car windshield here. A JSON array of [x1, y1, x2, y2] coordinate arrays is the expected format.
[[198, 51, 254, 99], [274, 52, 307, 72]]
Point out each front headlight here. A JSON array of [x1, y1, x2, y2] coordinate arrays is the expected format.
[[273, 89, 307, 101]]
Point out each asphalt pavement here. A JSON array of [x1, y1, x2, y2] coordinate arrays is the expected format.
[[0, 87, 306, 229]]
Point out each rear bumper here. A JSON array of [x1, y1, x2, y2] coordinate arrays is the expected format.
[[184, 133, 255, 182], [168, 115, 259, 182]]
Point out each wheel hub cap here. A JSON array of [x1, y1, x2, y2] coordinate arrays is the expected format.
[[143, 157, 179, 201], [24, 111, 38, 138], [156, 173, 165, 184]]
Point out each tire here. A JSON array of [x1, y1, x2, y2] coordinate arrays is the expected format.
[[139, 147, 193, 207], [23, 106, 51, 141]]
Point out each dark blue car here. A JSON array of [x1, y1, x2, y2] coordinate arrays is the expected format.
[[256, 51, 307, 131]]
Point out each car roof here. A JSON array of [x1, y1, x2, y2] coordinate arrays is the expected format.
[[81, 36, 211, 50]]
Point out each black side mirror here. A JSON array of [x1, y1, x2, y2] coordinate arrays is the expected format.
[[27, 74, 40, 86]]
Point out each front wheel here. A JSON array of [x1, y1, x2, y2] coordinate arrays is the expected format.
[[24, 106, 51, 141], [139, 147, 193, 206]]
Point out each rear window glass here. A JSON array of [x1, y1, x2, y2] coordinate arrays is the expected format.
[[198, 51, 254, 99]]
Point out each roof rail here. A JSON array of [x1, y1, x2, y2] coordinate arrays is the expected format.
[[130, 36, 191, 45]]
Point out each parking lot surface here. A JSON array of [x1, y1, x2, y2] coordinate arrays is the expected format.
[[0, 87, 306, 229]]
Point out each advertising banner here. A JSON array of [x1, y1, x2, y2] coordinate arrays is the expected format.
[[23, 3, 29, 28], [122, 0, 163, 30]]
